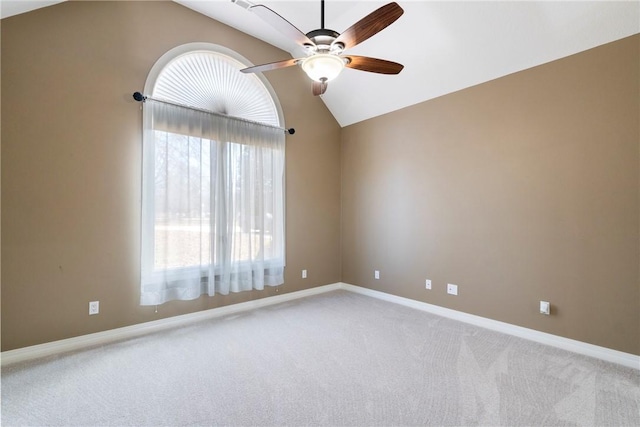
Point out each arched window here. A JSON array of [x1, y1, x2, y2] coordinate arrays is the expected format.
[[140, 43, 285, 305]]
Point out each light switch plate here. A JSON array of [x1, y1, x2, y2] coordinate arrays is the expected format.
[[540, 301, 550, 315]]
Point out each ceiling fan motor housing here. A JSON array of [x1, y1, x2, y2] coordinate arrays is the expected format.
[[305, 29, 343, 53]]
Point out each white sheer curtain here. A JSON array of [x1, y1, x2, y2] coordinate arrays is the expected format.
[[140, 99, 285, 305]]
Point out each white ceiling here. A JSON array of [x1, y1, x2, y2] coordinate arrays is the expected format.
[[0, 0, 65, 20], [3, 1, 639, 127]]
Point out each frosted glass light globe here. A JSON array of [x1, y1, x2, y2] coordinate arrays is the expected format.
[[301, 54, 346, 82]]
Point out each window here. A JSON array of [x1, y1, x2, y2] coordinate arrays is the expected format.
[[140, 43, 285, 305]]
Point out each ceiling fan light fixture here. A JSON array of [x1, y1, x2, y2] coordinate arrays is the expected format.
[[301, 54, 345, 82]]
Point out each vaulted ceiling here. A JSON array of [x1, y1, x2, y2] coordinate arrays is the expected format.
[[3, 1, 638, 127]]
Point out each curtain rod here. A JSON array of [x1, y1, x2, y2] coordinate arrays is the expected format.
[[132, 92, 295, 135]]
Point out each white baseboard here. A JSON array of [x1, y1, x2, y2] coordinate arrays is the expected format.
[[338, 283, 640, 370], [3, 282, 638, 370], [0, 283, 342, 367]]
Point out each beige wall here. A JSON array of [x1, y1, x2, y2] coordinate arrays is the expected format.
[[341, 35, 639, 355], [2, 2, 638, 357], [1, 1, 341, 351]]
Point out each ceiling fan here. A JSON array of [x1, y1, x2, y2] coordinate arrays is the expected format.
[[238, 0, 405, 96]]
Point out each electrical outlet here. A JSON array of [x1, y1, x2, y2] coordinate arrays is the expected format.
[[302, 269, 307, 279], [425, 279, 432, 290], [374, 270, 380, 280], [89, 301, 99, 315], [447, 284, 458, 296]]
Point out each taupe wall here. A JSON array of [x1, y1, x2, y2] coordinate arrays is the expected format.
[[1, 1, 341, 351], [341, 35, 639, 355], [2, 2, 638, 357]]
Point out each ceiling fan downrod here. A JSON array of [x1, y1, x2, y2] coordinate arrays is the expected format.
[[307, 0, 340, 52]]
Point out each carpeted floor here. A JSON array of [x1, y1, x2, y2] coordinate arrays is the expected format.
[[2, 290, 639, 426]]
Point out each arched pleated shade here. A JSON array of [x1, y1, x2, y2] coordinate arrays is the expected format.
[[152, 51, 280, 127]]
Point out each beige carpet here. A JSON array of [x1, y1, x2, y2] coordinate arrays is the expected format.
[[2, 290, 639, 426]]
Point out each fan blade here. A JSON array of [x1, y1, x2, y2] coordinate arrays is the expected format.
[[343, 55, 404, 74], [333, 2, 403, 50], [250, 4, 315, 48], [240, 58, 300, 74], [312, 80, 328, 96]]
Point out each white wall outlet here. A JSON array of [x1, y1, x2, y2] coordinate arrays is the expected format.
[[89, 301, 99, 315], [447, 284, 458, 295], [302, 269, 307, 279], [425, 279, 432, 290], [374, 270, 380, 280], [540, 301, 550, 315]]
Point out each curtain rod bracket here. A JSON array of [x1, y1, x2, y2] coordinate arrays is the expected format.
[[133, 92, 147, 102]]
